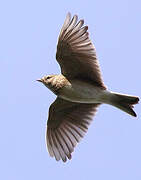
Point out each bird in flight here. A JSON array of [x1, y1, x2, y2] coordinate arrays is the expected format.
[[37, 13, 139, 162]]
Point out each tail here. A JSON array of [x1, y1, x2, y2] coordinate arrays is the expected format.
[[109, 92, 139, 117]]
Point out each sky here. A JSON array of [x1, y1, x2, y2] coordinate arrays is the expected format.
[[0, 0, 141, 179]]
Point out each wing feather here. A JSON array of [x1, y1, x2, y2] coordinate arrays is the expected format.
[[49, 129, 60, 161], [46, 97, 100, 162], [55, 130, 71, 159], [56, 13, 106, 89], [59, 12, 71, 39]]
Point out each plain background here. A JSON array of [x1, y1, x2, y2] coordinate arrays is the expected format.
[[0, 0, 141, 179]]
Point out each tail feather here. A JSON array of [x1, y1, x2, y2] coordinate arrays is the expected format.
[[110, 93, 139, 117]]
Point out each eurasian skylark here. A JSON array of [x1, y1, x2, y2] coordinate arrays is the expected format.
[[37, 13, 139, 162]]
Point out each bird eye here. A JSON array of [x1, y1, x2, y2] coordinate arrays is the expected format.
[[46, 76, 51, 80]]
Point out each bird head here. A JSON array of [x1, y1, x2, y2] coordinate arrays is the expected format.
[[37, 75, 55, 86], [36, 75, 61, 94]]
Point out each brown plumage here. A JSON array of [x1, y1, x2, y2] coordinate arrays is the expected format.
[[56, 13, 106, 89], [47, 97, 99, 162], [37, 13, 139, 162]]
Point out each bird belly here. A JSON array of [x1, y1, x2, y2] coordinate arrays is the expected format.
[[58, 80, 109, 104]]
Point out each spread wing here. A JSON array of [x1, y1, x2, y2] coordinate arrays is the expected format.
[[46, 97, 100, 162], [56, 13, 106, 89]]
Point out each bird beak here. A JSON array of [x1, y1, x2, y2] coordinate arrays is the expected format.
[[36, 78, 43, 82]]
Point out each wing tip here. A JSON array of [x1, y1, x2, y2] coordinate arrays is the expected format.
[[66, 12, 71, 19]]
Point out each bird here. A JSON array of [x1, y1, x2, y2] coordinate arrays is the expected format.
[[37, 13, 139, 162]]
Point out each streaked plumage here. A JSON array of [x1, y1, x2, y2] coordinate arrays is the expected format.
[[37, 13, 139, 162]]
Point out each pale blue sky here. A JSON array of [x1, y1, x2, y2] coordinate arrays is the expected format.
[[0, 0, 141, 179]]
